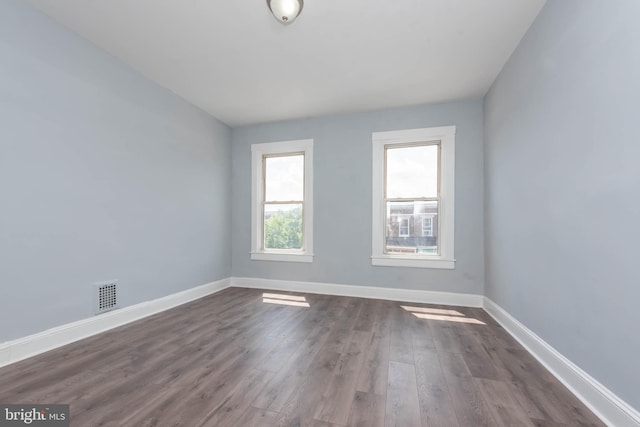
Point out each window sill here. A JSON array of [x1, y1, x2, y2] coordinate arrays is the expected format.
[[371, 255, 455, 269], [251, 252, 314, 263]]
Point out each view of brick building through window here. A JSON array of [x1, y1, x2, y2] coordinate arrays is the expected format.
[[386, 201, 438, 254], [384, 143, 439, 255]]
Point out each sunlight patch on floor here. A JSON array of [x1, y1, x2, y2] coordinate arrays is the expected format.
[[262, 293, 310, 308], [401, 305, 485, 325], [263, 293, 307, 302], [400, 305, 464, 316]]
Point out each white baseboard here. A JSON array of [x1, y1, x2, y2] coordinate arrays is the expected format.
[[483, 297, 640, 427], [231, 276, 483, 307], [0, 278, 231, 369]]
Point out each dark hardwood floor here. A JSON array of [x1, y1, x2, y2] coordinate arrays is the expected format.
[[0, 287, 604, 426]]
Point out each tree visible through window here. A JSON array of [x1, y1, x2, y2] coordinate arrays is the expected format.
[[264, 204, 302, 249], [263, 154, 304, 250]]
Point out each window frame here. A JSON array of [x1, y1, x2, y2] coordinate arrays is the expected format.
[[371, 126, 455, 269], [251, 139, 314, 263]]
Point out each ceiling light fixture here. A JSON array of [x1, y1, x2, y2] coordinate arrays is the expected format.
[[267, 0, 304, 25]]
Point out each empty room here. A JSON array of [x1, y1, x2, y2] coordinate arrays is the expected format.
[[1, 0, 638, 426]]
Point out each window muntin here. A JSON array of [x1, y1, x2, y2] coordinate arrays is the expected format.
[[251, 139, 313, 263]]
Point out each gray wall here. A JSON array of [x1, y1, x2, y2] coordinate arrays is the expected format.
[[231, 101, 484, 294], [0, 0, 232, 342], [484, 0, 640, 409]]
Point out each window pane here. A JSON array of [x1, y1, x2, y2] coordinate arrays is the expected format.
[[385, 201, 438, 254], [265, 155, 304, 202], [264, 203, 303, 250], [386, 144, 438, 199]]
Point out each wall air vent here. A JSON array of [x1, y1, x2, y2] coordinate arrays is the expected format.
[[94, 281, 119, 314]]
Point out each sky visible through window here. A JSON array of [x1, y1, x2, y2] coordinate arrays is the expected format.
[[265, 154, 303, 212], [386, 144, 438, 198]]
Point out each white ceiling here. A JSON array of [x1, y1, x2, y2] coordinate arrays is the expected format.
[[25, 0, 545, 127]]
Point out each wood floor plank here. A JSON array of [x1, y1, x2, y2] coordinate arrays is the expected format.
[[510, 380, 606, 426], [272, 300, 366, 425], [116, 386, 194, 426], [458, 333, 503, 381], [529, 418, 569, 427], [259, 335, 307, 373], [251, 338, 328, 411], [355, 300, 391, 395], [272, 349, 340, 427], [196, 368, 274, 427], [543, 381, 606, 426], [474, 378, 536, 427], [408, 317, 436, 352], [353, 299, 379, 332], [322, 298, 364, 354], [0, 338, 131, 397], [347, 391, 386, 427], [236, 407, 280, 427], [445, 374, 496, 427], [438, 351, 472, 379], [72, 380, 177, 426], [430, 322, 464, 354], [314, 330, 370, 425], [0, 289, 604, 427], [412, 346, 459, 427], [385, 361, 422, 427], [389, 306, 414, 364], [251, 296, 343, 411], [486, 345, 558, 389]]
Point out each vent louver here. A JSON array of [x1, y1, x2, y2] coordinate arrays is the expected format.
[[94, 281, 118, 314]]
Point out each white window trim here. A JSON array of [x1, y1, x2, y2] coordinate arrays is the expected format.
[[251, 139, 314, 263], [371, 126, 455, 269]]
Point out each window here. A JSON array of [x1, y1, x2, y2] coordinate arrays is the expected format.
[[251, 139, 313, 262], [422, 217, 433, 237], [399, 217, 410, 237], [372, 126, 455, 269]]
